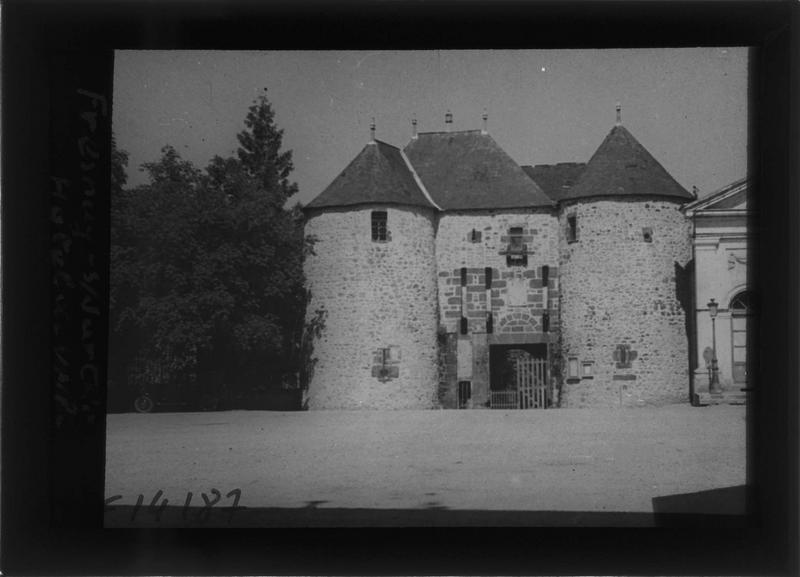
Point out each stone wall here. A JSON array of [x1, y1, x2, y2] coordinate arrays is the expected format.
[[435, 211, 560, 407], [303, 204, 438, 409], [435, 210, 560, 335], [558, 198, 692, 407]]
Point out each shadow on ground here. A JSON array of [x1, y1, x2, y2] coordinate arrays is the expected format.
[[105, 485, 748, 528]]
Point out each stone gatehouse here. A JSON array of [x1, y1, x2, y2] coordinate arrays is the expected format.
[[303, 108, 697, 409]]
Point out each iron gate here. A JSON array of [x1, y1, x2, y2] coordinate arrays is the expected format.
[[490, 356, 551, 409]]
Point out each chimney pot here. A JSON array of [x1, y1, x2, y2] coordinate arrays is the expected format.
[[481, 108, 488, 134], [615, 102, 622, 126], [370, 117, 376, 143], [445, 109, 453, 131], [411, 114, 418, 139]]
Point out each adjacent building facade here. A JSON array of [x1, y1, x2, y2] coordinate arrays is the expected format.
[[303, 110, 723, 410], [683, 178, 754, 404]]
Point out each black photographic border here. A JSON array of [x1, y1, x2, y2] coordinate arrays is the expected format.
[[2, 1, 798, 574]]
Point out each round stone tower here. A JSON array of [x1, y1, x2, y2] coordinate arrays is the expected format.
[[557, 116, 694, 407], [303, 132, 439, 409]]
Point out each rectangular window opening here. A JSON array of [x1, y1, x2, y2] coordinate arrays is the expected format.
[[371, 211, 388, 242], [458, 381, 471, 408], [567, 215, 578, 243], [582, 361, 594, 378], [642, 227, 653, 243], [469, 229, 482, 243], [509, 227, 524, 252]]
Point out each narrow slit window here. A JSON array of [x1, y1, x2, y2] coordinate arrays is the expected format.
[[469, 229, 482, 243], [371, 211, 388, 241], [642, 227, 653, 243], [509, 227, 524, 252], [567, 215, 578, 243]]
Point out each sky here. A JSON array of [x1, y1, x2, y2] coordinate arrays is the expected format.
[[114, 48, 748, 205]]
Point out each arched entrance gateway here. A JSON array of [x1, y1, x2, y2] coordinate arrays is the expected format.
[[729, 290, 756, 387]]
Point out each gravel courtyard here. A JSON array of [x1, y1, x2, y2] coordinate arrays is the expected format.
[[104, 405, 747, 526]]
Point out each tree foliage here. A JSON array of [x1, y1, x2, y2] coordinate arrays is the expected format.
[[110, 92, 310, 405]]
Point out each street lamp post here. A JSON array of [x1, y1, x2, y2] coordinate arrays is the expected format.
[[707, 298, 722, 394]]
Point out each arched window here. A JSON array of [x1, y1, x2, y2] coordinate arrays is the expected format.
[[729, 290, 756, 314]]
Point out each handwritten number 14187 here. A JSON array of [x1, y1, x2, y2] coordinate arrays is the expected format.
[[104, 488, 242, 523]]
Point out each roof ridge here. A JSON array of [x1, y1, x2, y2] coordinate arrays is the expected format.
[[373, 138, 401, 151], [399, 149, 441, 210], [416, 129, 483, 136]]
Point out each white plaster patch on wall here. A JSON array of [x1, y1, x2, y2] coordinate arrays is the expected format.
[[457, 338, 473, 379]]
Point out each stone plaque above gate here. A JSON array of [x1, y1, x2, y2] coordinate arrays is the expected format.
[[507, 277, 527, 307]]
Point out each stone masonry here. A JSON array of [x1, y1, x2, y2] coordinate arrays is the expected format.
[[303, 117, 697, 409], [304, 205, 439, 409], [558, 198, 692, 407]]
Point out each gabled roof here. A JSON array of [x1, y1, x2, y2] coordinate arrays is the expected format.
[[404, 130, 554, 210], [563, 125, 693, 202], [682, 178, 748, 215], [521, 163, 586, 202], [305, 140, 435, 210]]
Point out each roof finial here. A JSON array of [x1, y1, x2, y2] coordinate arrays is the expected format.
[[481, 108, 488, 134], [369, 117, 376, 143], [445, 109, 453, 132], [411, 114, 418, 139], [615, 101, 622, 126]]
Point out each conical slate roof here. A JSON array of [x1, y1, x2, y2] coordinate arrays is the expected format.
[[305, 140, 434, 210], [404, 131, 554, 210], [563, 125, 693, 202]]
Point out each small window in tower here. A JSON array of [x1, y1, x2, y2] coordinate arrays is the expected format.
[[371, 211, 388, 242], [566, 214, 578, 243], [582, 361, 594, 379], [469, 229, 482, 243], [509, 227, 524, 252], [642, 227, 653, 243]]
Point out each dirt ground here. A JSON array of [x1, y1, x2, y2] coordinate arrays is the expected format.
[[104, 405, 747, 526]]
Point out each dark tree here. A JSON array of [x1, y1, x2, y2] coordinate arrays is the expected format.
[[109, 93, 310, 411], [236, 89, 298, 206]]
